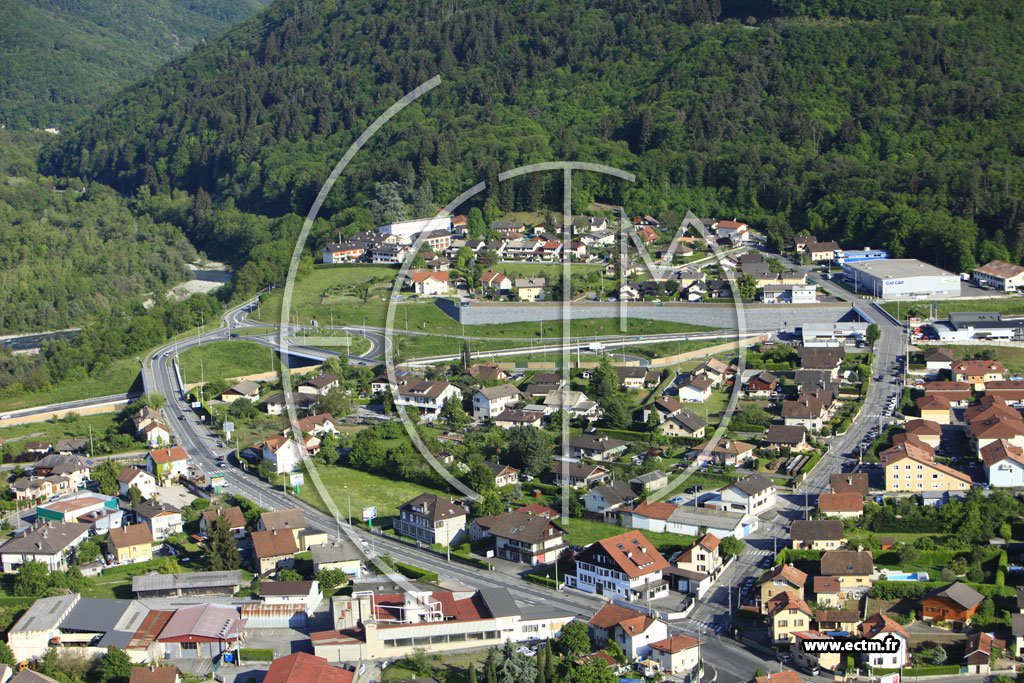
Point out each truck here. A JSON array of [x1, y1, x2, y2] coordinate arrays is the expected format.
[[588, 342, 604, 352]]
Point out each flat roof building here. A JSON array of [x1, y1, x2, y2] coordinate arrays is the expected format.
[[842, 259, 960, 300]]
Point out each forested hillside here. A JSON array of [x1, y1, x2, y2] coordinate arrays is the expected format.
[[41, 0, 1024, 284], [0, 0, 271, 127], [0, 131, 196, 332]]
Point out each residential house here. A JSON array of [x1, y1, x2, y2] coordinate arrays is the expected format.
[[813, 577, 843, 608], [916, 395, 952, 424], [24, 442, 51, 456], [648, 635, 702, 679], [480, 271, 513, 293], [467, 362, 508, 383], [565, 530, 670, 602], [221, 380, 261, 404], [711, 476, 776, 515], [982, 440, 1024, 487], [473, 384, 523, 421], [0, 521, 90, 573], [923, 381, 972, 407], [257, 508, 308, 546], [138, 421, 171, 448], [968, 414, 1024, 455], [394, 380, 462, 418], [807, 241, 839, 262], [693, 358, 729, 386], [493, 409, 544, 429], [815, 610, 859, 633], [408, 271, 450, 296], [692, 439, 755, 467], [616, 367, 657, 390], [583, 481, 638, 522], [658, 410, 708, 439], [796, 347, 844, 379], [261, 392, 317, 415], [629, 470, 669, 494], [53, 438, 87, 456], [764, 425, 808, 451], [470, 512, 566, 566], [199, 506, 246, 539], [963, 632, 999, 674], [678, 375, 713, 402], [484, 461, 519, 487], [904, 419, 943, 448], [715, 220, 749, 243], [745, 371, 779, 397], [549, 462, 610, 489], [311, 541, 362, 577], [134, 501, 183, 541], [860, 613, 910, 669], [923, 347, 955, 372], [757, 565, 808, 614], [297, 373, 341, 396], [146, 446, 189, 484], [515, 504, 560, 519], [767, 591, 813, 644], [952, 360, 1006, 389], [588, 603, 669, 661], [675, 533, 723, 579], [516, 278, 546, 301], [643, 397, 685, 423], [251, 529, 299, 574], [107, 524, 154, 564], [130, 667, 181, 683], [816, 493, 863, 519], [919, 582, 985, 627], [260, 435, 304, 474], [753, 673, 803, 683], [790, 520, 845, 551], [117, 468, 156, 501], [782, 395, 826, 431], [829, 473, 869, 496], [393, 494, 468, 547], [820, 550, 874, 596], [568, 435, 629, 461]]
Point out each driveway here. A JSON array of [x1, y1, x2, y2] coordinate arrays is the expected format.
[[243, 627, 314, 656], [154, 482, 199, 508]]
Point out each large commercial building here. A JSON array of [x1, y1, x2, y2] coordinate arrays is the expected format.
[[972, 260, 1024, 292], [842, 259, 960, 300], [835, 249, 888, 264], [932, 312, 1024, 342], [376, 216, 452, 241]]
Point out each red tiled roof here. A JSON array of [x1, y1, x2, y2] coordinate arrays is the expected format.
[[817, 492, 863, 512], [650, 634, 702, 654], [149, 446, 188, 464], [264, 653, 353, 683], [593, 530, 669, 579]]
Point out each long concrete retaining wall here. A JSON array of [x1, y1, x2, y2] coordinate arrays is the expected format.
[[435, 298, 853, 330], [0, 398, 132, 428]]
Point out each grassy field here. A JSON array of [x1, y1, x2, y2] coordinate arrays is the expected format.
[[287, 329, 372, 357], [296, 464, 448, 520], [0, 358, 142, 411], [0, 413, 127, 453], [946, 344, 1024, 375], [882, 297, 1024, 319], [254, 265, 717, 340], [558, 517, 696, 553], [179, 340, 280, 382]]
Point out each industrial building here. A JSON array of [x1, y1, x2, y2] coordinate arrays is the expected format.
[[842, 259, 960, 300], [800, 322, 869, 346], [835, 249, 888, 264], [972, 260, 1024, 292], [932, 312, 1024, 342], [376, 216, 452, 240]]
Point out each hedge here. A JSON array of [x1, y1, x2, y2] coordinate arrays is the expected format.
[[873, 666, 959, 677], [873, 549, 958, 566], [595, 428, 652, 441], [525, 574, 559, 589], [870, 579, 1014, 600], [238, 649, 275, 661], [100, 558, 168, 576], [394, 561, 439, 583], [774, 548, 823, 565]]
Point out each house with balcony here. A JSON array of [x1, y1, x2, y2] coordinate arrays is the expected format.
[[860, 613, 910, 669], [767, 591, 813, 644], [757, 564, 807, 614], [568, 434, 629, 461], [469, 511, 566, 566], [394, 380, 462, 419], [564, 530, 669, 603], [821, 550, 875, 597], [790, 520, 844, 551], [705, 475, 776, 515], [393, 494, 468, 547], [473, 384, 523, 421], [588, 603, 669, 661]]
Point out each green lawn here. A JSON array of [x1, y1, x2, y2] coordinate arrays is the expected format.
[[179, 340, 282, 382], [296, 464, 449, 521], [557, 517, 696, 553], [0, 358, 142, 411], [0, 413, 133, 454], [882, 297, 1024, 319]]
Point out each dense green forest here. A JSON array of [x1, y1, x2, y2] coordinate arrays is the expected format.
[[0, 130, 196, 332], [0, 0, 271, 127], [39, 0, 1024, 285]]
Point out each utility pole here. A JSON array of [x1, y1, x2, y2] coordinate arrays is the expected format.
[[89, 425, 94, 458]]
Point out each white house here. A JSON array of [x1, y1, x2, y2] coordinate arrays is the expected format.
[[408, 271, 450, 296], [705, 475, 776, 515], [0, 521, 90, 573], [394, 380, 462, 418], [138, 421, 171, 448], [982, 439, 1024, 487], [261, 435, 304, 474], [859, 613, 910, 669], [622, 500, 757, 539], [564, 530, 670, 603], [117, 468, 156, 501], [588, 603, 670, 660], [473, 384, 522, 421], [582, 481, 637, 521], [678, 375, 713, 402], [134, 500, 183, 541]]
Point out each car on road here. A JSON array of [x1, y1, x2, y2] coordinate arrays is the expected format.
[[229, 333, 238, 338], [178, 415, 185, 420], [685, 485, 703, 494], [760, 556, 772, 568], [218, 462, 227, 468], [668, 497, 685, 504]]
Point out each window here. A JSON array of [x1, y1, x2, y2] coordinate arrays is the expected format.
[[779, 620, 787, 627], [181, 642, 198, 651]]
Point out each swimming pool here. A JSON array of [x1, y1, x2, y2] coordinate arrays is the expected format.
[[886, 572, 930, 581]]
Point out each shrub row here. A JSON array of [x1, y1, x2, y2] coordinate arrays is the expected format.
[[394, 561, 439, 583], [238, 649, 275, 661], [525, 574, 559, 589]]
